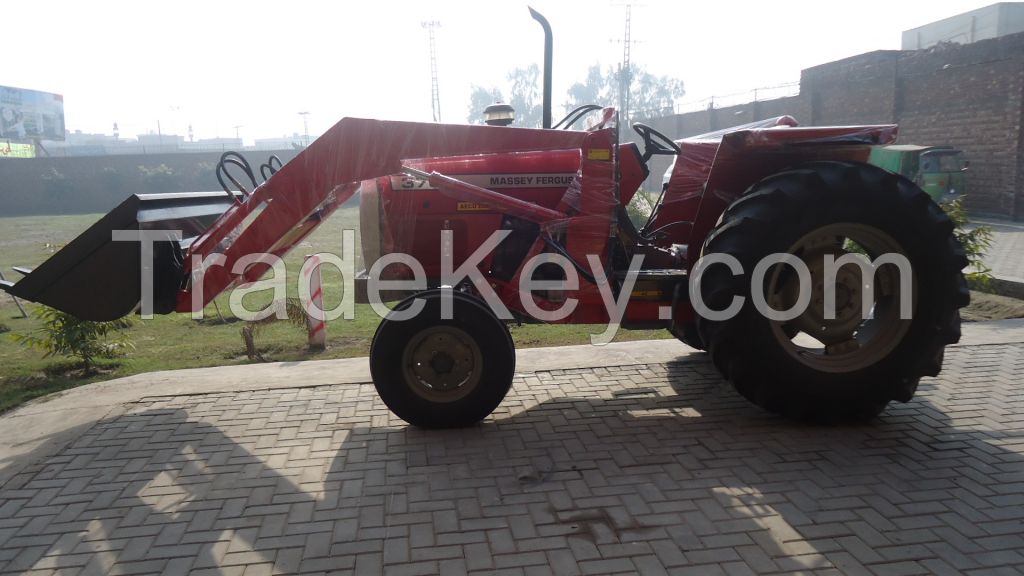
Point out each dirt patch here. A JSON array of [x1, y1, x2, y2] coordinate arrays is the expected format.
[[962, 290, 1024, 322]]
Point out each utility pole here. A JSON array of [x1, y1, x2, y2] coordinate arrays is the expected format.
[[611, 2, 643, 124], [619, 4, 633, 125], [298, 111, 310, 147], [422, 21, 442, 122]]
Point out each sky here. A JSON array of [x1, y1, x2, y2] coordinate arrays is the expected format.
[[4, 0, 998, 143]]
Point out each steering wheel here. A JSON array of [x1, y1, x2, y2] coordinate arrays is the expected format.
[[632, 122, 681, 163]]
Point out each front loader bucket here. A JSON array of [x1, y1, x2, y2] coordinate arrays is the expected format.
[[1, 192, 236, 322]]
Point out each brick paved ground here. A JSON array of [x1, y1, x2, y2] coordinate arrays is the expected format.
[[1, 344, 1022, 576], [976, 218, 1024, 282]]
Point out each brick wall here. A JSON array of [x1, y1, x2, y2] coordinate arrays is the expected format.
[[653, 33, 1024, 220], [802, 51, 900, 125], [895, 37, 1024, 219]]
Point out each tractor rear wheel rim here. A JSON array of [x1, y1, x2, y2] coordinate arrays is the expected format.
[[767, 222, 916, 373], [401, 325, 483, 403]]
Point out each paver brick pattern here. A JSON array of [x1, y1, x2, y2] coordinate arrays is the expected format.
[[983, 222, 1024, 281], [1, 344, 1023, 575]]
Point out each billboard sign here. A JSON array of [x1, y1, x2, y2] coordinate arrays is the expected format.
[[0, 142, 35, 158], [0, 85, 65, 141]]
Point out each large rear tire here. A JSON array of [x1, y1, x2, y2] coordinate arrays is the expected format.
[[370, 290, 515, 428], [697, 162, 969, 422]]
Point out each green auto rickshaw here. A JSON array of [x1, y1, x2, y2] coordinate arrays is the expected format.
[[869, 145, 968, 203]]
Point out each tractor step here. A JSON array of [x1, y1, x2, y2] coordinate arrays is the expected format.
[[1, 191, 238, 321]]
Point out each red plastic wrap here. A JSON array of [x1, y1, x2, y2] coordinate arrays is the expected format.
[[649, 117, 898, 266]]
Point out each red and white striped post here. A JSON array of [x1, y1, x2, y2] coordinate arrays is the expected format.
[[303, 254, 327, 350]]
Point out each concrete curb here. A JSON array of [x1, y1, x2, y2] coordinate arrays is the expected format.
[[984, 276, 1024, 300]]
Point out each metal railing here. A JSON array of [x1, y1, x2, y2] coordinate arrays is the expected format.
[[675, 81, 801, 113], [632, 81, 801, 120]]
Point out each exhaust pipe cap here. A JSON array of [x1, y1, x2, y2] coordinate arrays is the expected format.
[[484, 102, 515, 126]]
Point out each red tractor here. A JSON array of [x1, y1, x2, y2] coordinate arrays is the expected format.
[[3, 11, 967, 427]]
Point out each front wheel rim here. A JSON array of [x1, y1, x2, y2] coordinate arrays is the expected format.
[[401, 325, 483, 403]]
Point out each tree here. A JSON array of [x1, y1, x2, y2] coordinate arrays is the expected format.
[[468, 63, 684, 127], [507, 64, 543, 128], [465, 65, 543, 128], [467, 86, 503, 124], [629, 65, 686, 120], [565, 63, 685, 123], [565, 65, 609, 111]]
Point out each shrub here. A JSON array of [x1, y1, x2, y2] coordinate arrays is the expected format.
[[40, 167, 73, 199], [138, 163, 178, 193], [12, 306, 134, 373], [943, 197, 994, 287]]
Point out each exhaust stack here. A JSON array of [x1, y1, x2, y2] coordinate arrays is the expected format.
[[529, 7, 553, 129]]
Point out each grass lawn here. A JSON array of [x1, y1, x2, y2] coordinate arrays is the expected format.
[[0, 208, 670, 413]]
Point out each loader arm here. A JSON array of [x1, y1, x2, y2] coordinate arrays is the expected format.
[[180, 117, 592, 313]]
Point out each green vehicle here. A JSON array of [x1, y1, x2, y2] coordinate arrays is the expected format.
[[869, 145, 968, 203]]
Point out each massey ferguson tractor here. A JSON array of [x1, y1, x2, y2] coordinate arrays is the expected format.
[[2, 10, 967, 427]]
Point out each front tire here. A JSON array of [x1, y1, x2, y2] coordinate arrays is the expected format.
[[697, 162, 969, 422], [370, 290, 515, 428]]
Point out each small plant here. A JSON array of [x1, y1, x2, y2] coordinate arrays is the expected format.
[[12, 306, 134, 374], [943, 197, 994, 287], [240, 298, 310, 361]]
